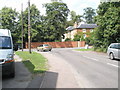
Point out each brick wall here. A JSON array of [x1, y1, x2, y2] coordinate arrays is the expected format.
[[25, 41, 85, 48]]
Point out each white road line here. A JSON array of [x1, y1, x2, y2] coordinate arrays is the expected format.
[[83, 56, 99, 61], [107, 63, 119, 68], [92, 58, 99, 61], [111, 60, 118, 63]]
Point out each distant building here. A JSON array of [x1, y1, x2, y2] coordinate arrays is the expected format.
[[63, 22, 97, 41]]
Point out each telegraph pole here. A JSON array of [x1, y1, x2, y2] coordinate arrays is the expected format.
[[28, 0, 31, 53], [21, 3, 24, 51]]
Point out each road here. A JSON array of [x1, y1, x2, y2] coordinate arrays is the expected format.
[[2, 48, 119, 88], [41, 48, 118, 88]]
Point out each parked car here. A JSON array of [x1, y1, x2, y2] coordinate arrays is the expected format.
[[107, 43, 120, 60], [37, 44, 52, 52]]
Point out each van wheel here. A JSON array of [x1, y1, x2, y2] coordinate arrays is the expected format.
[[109, 53, 114, 60], [10, 72, 15, 78]]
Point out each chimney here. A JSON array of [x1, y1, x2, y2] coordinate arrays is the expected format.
[[74, 22, 78, 28]]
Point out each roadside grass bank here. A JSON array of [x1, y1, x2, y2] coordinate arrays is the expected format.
[[75, 48, 107, 54], [15, 51, 48, 74], [75, 48, 94, 51]]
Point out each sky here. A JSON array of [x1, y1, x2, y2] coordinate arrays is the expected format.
[[0, 0, 100, 16]]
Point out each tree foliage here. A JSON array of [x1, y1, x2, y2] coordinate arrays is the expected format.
[[73, 32, 85, 41], [70, 11, 83, 23], [0, 7, 19, 43], [0, 2, 70, 43], [83, 7, 96, 24], [19, 4, 41, 42], [94, 2, 120, 51], [43, 2, 70, 41], [85, 32, 94, 45]]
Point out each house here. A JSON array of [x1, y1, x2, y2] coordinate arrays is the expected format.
[[63, 22, 97, 41]]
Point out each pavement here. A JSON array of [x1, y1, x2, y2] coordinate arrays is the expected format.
[[2, 55, 44, 89]]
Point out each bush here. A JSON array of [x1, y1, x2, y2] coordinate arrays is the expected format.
[[73, 33, 85, 41], [65, 38, 71, 41], [94, 47, 107, 53], [85, 37, 90, 44]]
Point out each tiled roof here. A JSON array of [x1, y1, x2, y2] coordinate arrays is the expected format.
[[77, 24, 97, 29], [66, 26, 74, 31]]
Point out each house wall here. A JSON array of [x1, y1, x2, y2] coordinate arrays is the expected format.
[[76, 28, 93, 33], [76, 28, 93, 37], [64, 28, 94, 40], [71, 30, 77, 40], [25, 41, 85, 48]]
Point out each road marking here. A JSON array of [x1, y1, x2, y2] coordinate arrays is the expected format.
[[83, 56, 99, 61], [111, 60, 118, 63], [107, 63, 119, 68]]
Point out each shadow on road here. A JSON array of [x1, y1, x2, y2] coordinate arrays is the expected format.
[[41, 71, 58, 88]]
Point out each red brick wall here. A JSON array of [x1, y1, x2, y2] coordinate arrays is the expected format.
[[25, 41, 85, 48]]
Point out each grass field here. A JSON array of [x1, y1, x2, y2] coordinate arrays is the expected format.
[[15, 51, 48, 74]]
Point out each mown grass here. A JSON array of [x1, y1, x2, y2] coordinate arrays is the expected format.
[[15, 51, 48, 74], [75, 48, 94, 51]]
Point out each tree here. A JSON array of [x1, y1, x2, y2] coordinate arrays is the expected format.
[[83, 7, 96, 24], [85, 32, 94, 45], [0, 7, 19, 43], [70, 11, 83, 24], [43, 1, 70, 41], [73, 32, 84, 41], [18, 4, 41, 42], [94, 2, 120, 52]]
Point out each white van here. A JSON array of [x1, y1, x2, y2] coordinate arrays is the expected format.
[[0, 29, 15, 77]]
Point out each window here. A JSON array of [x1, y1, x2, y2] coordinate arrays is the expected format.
[[44, 44, 49, 46], [0, 36, 12, 49], [117, 44, 120, 49], [83, 34, 86, 39], [82, 29, 86, 33], [115, 44, 120, 49], [110, 44, 115, 48], [39, 45, 43, 47], [90, 29, 93, 32], [110, 44, 120, 49]]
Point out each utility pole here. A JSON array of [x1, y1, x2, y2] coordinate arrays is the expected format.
[[28, 0, 31, 53], [21, 3, 24, 51]]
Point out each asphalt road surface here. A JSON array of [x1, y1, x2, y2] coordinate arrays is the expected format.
[[2, 48, 119, 88], [42, 48, 119, 88]]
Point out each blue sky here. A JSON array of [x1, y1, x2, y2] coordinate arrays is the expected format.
[[0, 0, 100, 15]]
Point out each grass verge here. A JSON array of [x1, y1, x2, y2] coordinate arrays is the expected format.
[[15, 51, 48, 74], [75, 48, 94, 51]]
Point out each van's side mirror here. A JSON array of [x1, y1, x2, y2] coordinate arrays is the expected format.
[[13, 45, 18, 51]]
